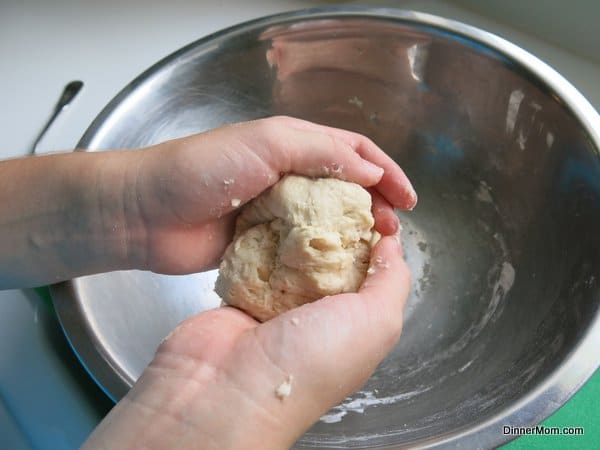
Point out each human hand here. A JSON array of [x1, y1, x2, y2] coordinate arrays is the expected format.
[[0, 116, 415, 290], [125, 116, 416, 275], [0, 115, 416, 447], [81, 116, 415, 449], [82, 232, 410, 450]]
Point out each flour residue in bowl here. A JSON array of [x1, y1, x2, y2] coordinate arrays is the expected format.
[[318, 235, 516, 426], [320, 387, 431, 424], [475, 180, 494, 204]]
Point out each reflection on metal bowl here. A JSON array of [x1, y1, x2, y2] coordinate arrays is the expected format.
[[51, 8, 600, 449]]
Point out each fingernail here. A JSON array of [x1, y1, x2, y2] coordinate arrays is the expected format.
[[363, 160, 384, 178], [406, 189, 418, 210]]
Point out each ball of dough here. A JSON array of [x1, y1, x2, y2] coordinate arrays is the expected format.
[[215, 175, 379, 321]]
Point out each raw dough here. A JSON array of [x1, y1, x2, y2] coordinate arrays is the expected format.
[[215, 175, 379, 321]]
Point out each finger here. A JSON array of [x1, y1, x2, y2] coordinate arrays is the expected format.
[[316, 234, 410, 345], [369, 188, 399, 236], [252, 234, 410, 406], [256, 117, 385, 187], [160, 117, 386, 225], [276, 117, 418, 210], [355, 234, 411, 345], [359, 234, 410, 313], [313, 125, 417, 210], [207, 125, 385, 220]]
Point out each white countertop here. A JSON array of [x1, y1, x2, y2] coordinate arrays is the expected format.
[[1, 1, 599, 449]]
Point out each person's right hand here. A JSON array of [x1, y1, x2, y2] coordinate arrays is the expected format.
[[1, 116, 416, 290], [122, 116, 417, 275]]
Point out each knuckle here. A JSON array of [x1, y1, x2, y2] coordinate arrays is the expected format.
[[253, 117, 285, 149], [264, 115, 294, 128], [329, 134, 354, 157]]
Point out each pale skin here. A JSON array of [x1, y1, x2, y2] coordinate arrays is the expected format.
[[0, 116, 417, 449]]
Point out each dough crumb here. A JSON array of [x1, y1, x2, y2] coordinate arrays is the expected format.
[[323, 163, 343, 176], [231, 198, 241, 207], [275, 375, 293, 399], [374, 256, 390, 269], [290, 317, 300, 326], [330, 163, 343, 174], [367, 266, 376, 275]]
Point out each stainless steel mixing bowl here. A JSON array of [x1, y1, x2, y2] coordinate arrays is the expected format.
[[52, 8, 600, 449]]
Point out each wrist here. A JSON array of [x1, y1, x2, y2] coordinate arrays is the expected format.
[[31, 150, 149, 279], [82, 149, 149, 271], [0, 151, 145, 288]]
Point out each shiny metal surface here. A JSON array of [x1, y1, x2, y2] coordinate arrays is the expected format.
[[51, 8, 600, 449], [30, 80, 83, 154]]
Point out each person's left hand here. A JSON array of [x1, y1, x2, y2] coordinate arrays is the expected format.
[[82, 232, 410, 450]]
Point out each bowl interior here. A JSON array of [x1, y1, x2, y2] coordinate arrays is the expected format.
[[59, 12, 600, 449]]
